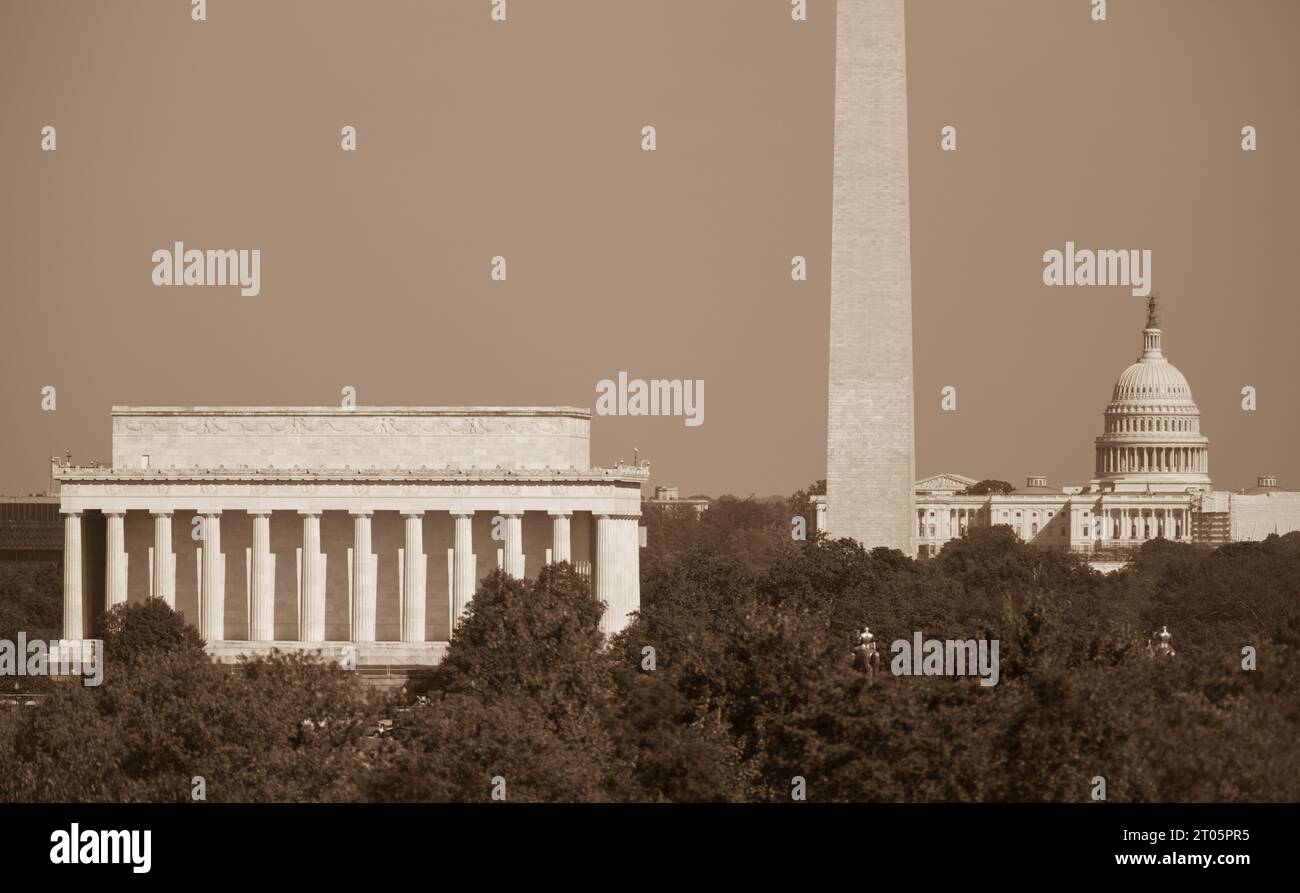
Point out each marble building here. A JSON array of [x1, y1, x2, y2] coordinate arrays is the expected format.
[[913, 297, 1208, 558], [55, 406, 647, 665]]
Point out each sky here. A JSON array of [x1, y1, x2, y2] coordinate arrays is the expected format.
[[1, 0, 1296, 497]]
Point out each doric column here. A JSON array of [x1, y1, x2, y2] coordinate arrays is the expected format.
[[351, 511, 376, 642], [152, 511, 174, 607], [249, 512, 274, 642], [595, 515, 616, 633], [622, 516, 641, 629], [402, 512, 426, 642], [300, 511, 324, 642], [549, 511, 572, 565], [595, 515, 640, 636], [105, 511, 127, 610], [62, 511, 84, 640], [501, 512, 524, 578], [452, 512, 475, 627], [200, 511, 224, 642]]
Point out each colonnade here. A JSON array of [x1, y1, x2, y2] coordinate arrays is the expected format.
[[1095, 505, 1191, 543], [1096, 445, 1207, 475], [61, 508, 639, 642]]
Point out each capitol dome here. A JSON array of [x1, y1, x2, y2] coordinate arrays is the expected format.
[[1111, 358, 1194, 403], [1091, 297, 1211, 493]]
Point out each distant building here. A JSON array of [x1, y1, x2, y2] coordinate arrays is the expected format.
[[0, 497, 62, 562], [1194, 476, 1300, 546], [643, 486, 709, 516]]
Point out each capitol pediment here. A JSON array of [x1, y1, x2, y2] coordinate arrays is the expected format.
[[915, 473, 979, 494]]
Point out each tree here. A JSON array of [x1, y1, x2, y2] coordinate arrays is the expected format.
[[370, 567, 617, 802], [957, 479, 1015, 496], [98, 598, 206, 667]]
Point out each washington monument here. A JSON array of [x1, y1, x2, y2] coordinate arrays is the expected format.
[[826, 0, 916, 554]]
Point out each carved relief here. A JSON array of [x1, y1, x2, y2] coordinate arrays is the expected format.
[[114, 411, 583, 439]]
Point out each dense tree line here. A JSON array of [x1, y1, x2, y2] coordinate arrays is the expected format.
[[1, 488, 1297, 802]]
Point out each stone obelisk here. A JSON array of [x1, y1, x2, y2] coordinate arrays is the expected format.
[[826, 0, 915, 554]]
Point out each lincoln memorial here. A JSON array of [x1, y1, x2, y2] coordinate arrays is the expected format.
[[55, 406, 647, 665]]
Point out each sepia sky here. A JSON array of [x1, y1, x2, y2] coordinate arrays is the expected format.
[[1, 0, 1297, 498]]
